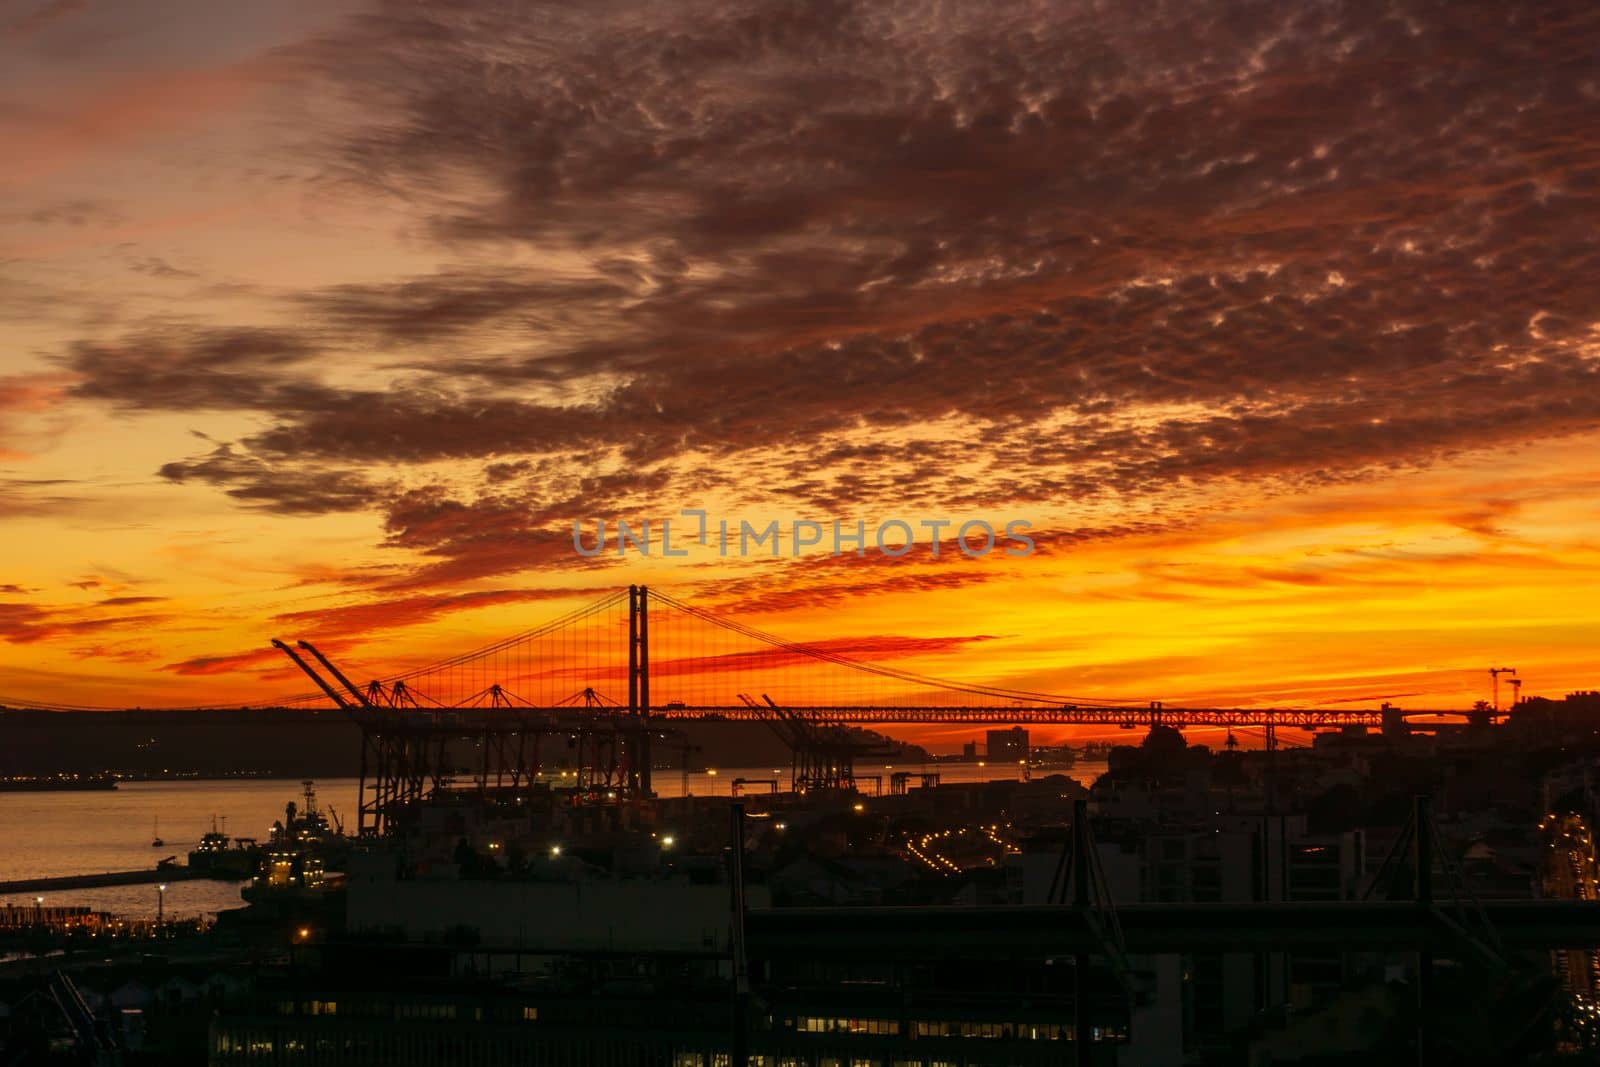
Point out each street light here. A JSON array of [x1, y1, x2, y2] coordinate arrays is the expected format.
[[33, 896, 43, 926], [157, 883, 167, 924]]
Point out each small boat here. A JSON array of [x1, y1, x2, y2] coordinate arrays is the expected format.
[[151, 816, 164, 848]]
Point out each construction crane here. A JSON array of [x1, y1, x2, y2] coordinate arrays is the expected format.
[[1489, 667, 1518, 712]]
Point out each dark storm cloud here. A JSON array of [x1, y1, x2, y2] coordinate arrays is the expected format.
[[374, 469, 674, 589], [157, 444, 384, 516], [376, 485, 590, 588], [241, 389, 600, 464], [63, 326, 318, 411], [285, 0, 1600, 471], [302, 269, 631, 346], [57, 0, 1600, 594]]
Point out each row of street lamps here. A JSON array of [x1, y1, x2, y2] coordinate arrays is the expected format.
[[28, 883, 169, 926]]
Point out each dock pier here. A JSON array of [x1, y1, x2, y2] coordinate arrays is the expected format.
[[0, 867, 222, 895]]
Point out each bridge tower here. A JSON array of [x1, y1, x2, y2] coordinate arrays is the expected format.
[[628, 585, 652, 796]]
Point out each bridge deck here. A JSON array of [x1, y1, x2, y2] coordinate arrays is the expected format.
[[332, 703, 1496, 728]]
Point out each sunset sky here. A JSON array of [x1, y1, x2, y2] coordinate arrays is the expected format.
[[2, 0, 1598, 742]]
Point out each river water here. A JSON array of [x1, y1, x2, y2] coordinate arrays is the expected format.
[[0, 761, 1105, 919]]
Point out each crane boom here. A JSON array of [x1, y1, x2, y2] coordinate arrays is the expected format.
[[297, 641, 373, 708], [271, 639, 352, 709]]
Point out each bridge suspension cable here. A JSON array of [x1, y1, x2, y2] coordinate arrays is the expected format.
[[648, 589, 1151, 709]]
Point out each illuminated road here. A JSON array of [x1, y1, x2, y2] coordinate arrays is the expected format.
[[1545, 811, 1600, 1045], [900, 823, 1013, 877]]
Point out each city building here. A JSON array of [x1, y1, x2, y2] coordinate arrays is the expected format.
[[986, 728, 1029, 764]]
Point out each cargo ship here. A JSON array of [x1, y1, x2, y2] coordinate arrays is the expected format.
[[241, 780, 348, 902]]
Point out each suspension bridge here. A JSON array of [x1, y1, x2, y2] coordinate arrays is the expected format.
[[255, 586, 1502, 833]]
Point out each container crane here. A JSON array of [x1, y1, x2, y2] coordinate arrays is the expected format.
[[271, 639, 351, 710], [298, 641, 373, 708]]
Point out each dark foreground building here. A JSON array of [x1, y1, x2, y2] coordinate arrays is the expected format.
[[209, 943, 1129, 1066]]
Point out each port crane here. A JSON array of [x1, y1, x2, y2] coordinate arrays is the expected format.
[[737, 693, 899, 793]]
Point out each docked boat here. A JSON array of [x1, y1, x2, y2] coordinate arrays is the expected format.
[[1027, 744, 1077, 770], [187, 815, 260, 878], [241, 780, 348, 902]]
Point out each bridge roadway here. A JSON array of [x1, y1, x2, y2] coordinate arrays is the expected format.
[[345, 703, 1493, 729], [650, 704, 1486, 728], [746, 900, 1600, 956], [1, 701, 1492, 730]]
